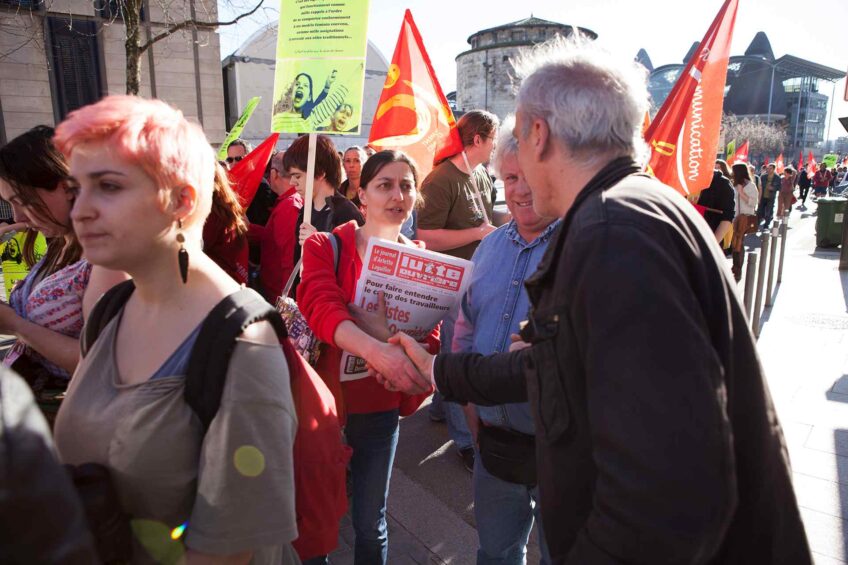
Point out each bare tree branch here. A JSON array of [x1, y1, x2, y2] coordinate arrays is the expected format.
[[140, 0, 261, 53]]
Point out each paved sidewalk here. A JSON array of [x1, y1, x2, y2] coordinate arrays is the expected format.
[[752, 201, 848, 564]]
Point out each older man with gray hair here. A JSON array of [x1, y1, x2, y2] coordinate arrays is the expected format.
[[453, 115, 558, 564], [378, 37, 811, 564]]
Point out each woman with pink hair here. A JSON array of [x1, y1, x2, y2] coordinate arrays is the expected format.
[[52, 96, 299, 564]]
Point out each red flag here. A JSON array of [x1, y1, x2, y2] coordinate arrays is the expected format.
[[228, 133, 279, 208], [645, 0, 739, 195], [798, 151, 804, 170], [764, 155, 770, 167], [808, 151, 817, 171], [731, 140, 749, 163], [775, 153, 784, 174], [368, 10, 461, 179], [842, 156, 847, 167]]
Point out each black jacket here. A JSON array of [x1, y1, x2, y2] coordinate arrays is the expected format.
[[436, 160, 810, 564], [698, 171, 736, 233]]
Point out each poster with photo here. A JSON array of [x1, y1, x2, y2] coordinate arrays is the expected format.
[[272, 0, 370, 135]]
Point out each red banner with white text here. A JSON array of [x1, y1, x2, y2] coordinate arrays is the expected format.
[[645, 0, 739, 195]]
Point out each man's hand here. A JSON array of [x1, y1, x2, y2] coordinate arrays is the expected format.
[[508, 333, 531, 353], [369, 332, 434, 394], [299, 222, 317, 245], [349, 291, 393, 342]]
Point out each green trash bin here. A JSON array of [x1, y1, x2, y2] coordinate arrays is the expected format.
[[816, 197, 847, 248]]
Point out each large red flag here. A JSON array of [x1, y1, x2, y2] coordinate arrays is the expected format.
[[368, 10, 461, 179], [731, 140, 749, 163], [808, 151, 817, 171], [775, 153, 784, 174], [228, 133, 279, 209], [645, 0, 739, 195]]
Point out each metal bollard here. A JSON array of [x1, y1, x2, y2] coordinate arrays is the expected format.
[[777, 219, 789, 283], [743, 251, 758, 321], [753, 232, 770, 337], [765, 224, 779, 307]]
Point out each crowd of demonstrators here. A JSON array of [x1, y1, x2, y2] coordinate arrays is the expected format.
[[453, 114, 557, 564], [697, 160, 735, 245], [297, 150, 438, 565], [376, 36, 811, 564], [52, 96, 300, 563], [416, 109, 500, 472], [0, 126, 126, 425], [283, 135, 364, 296], [203, 162, 250, 284], [730, 162, 760, 281], [812, 162, 833, 199], [0, 30, 825, 565], [758, 162, 782, 229]]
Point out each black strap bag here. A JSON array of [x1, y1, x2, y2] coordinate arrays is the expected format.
[[477, 424, 537, 487]]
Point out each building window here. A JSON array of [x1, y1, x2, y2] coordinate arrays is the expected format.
[[47, 17, 103, 120], [0, 0, 42, 9]]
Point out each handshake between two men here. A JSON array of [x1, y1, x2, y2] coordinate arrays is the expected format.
[[365, 331, 532, 396]]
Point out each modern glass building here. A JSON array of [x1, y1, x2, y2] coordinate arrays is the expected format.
[[644, 32, 845, 153]]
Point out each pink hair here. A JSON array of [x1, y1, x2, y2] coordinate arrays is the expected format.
[[54, 95, 215, 223]]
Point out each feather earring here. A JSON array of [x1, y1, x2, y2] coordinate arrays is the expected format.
[[177, 219, 189, 284]]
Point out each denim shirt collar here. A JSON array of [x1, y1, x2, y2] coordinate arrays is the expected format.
[[503, 219, 560, 249]]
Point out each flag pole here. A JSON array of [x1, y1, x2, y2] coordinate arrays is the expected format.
[[304, 133, 317, 225]]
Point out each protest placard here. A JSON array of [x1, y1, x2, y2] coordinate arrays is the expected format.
[[271, 0, 370, 135], [217, 96, 261, 160], [340, 237, 473, 382]]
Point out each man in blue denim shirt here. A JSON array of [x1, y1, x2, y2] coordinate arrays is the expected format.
[[453, 117, 558, 565]]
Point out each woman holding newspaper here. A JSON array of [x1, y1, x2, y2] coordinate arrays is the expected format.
[[297, 150, 440, 565]]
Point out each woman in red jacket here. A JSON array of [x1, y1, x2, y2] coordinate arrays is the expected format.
[[297, 150, 438, 565]]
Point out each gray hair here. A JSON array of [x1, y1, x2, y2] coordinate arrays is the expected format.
[[270, 151, 286, 173], [512, 36, 649, 165], [492, 114, 518, 178]]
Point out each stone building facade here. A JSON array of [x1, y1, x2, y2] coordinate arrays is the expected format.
[[455, 16, 596, 119], [0, 0, 226, 145]]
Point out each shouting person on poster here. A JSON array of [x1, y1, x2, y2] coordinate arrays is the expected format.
[[296, 150, 442, 565]]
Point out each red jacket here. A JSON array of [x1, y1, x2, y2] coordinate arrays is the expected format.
[[813, 170, 833, 188], [296, 220, 438, 421], [248, 192, 302, 301], [202, 213, 249, 285]]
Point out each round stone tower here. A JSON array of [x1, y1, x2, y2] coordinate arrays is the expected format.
[[455, 16, 597, 118]]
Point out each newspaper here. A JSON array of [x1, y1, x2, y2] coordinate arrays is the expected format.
[[340, 237, 473, 382]]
